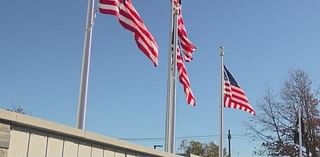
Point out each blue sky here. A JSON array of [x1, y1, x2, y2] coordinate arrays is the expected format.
[[1, 0, 320, 156]]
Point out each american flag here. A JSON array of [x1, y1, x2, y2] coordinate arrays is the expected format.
[[174, 0, 196, 106], [175, 0, 196, 62], [99, 0, 159, 66], [224, 65, 255, 115], [177, 49, 195, 106]]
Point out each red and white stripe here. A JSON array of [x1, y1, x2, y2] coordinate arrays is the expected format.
[[224, 81, 256, 115], [177, 50, 195, 106], [99, 0, 159, 66], [173, 0, 196, 105], [175, 0, 196, 62]]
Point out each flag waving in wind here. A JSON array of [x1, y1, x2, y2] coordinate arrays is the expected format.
[[99, 0, 159, 66], [177, 49, 195, 106], [174, 0, 196, 106], [175, 0, 196, 62], [224, 65, 255, 115]]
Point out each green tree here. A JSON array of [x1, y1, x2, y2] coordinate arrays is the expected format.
[[180, 140, 226, 157], [247, 70, 320, 157]]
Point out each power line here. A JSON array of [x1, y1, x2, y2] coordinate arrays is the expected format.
[[118, 134, 255, 142]]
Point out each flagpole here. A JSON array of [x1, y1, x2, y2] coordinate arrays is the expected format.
[[165, 0, 179, 153], [298, 109, 303, 157], [76, 0, 95, 130], [219, 46, 224, 157]]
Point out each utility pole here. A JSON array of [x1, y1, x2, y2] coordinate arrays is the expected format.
[[228, 129, 231, 157]]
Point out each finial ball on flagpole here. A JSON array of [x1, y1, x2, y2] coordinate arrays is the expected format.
[[219, 46, 224, 56]]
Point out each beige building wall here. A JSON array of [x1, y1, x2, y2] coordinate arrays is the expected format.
[[0, 123, 10, 157], [0, 109, 182, 157]]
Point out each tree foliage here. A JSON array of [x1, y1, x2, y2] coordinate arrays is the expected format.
[[6, 105, 30, 115], [180, 140, 226, 157], [247, 70, 320, 157]]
